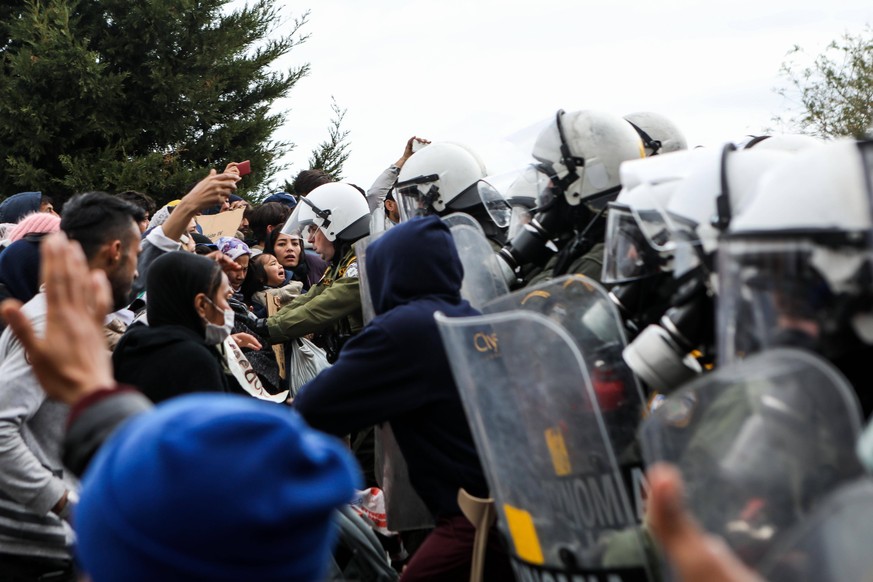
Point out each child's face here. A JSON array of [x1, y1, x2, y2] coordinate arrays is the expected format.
[[262, 255, 286, 286]]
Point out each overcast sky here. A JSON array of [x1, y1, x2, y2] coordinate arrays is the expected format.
[[262, 0, 871, 191]]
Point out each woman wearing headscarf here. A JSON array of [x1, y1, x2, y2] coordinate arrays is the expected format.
[[112, 252, 245, 403]]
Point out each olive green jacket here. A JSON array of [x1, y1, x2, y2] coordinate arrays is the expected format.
[[266, 247, 363, 342]]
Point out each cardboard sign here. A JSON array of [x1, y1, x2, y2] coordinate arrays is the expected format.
[[196, 208, 244, 241], [266, 292, 287, 380]]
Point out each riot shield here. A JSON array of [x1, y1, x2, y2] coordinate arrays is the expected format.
[[758, 477, 873, 582], [354, 232, 383, 325], [436, 310, 656, 581], [483, 275, 648, 457], [442, 213, 509, 309], [640, 348, 864, 571]]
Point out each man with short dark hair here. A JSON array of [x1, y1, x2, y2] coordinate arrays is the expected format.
[[116, 190, 156, 233], [292, 168, 333, 197], [0, 192, 143, 580], [247, 202, 292, 252]]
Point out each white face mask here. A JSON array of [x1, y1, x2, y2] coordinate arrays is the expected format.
[[204, 299, 235, 345]]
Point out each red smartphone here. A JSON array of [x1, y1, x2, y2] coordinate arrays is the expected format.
[[236, 160, 251, 176]]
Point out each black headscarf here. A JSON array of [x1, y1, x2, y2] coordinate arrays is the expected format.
[[146, 251, 222, 333]]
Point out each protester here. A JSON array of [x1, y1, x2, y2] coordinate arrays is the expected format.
[[113, 251, 260, 403], [292, 168, 333, 196], [0, 238, 43, 307], [367, 136, 430, 234], [246, 201, 292, 253], [293, 216, 514, 580], [0, 193, 143, 580], [0, 191, 58, 223], [116, 190, 157, 233], [266, 228, 328, 291], [216, 236, 251, 297], [241, 252, 295, 317], [8, 211, 61, 242]]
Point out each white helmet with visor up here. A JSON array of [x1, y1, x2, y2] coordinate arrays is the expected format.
[[281, 182, 370, 243]]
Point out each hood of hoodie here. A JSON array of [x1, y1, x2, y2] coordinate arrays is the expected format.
[[0, 237, 41, 302], [115, 322, 212, 363], [0, 192, 41, 224], [366, 216, 464, 315]]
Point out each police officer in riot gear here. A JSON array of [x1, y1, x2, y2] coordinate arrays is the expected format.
[[718, 138, 873, 417], [495, 109, 645, 287], [393, 142, 511, 250], [254, 182, 370, 363]]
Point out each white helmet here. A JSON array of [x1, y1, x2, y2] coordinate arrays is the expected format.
[[718, 139, 873, 364], [395, 142, 488, 221], [602, 149, 709, 284], [282, 182, 370, 242], [530, 109, 645, 207], [736, 133, 823, 153], [624, 111, 688, 156]]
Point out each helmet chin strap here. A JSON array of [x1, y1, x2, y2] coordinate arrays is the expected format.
[[550, 109, 587, 196], [625, 119, 663, 155]]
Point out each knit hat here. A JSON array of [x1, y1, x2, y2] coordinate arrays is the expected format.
[[75, 394, 360, 582], [262, 191, 298, 210], [9, 212, 61, 242], [216, 236, 251, 261], [147, 200, 182, 230]]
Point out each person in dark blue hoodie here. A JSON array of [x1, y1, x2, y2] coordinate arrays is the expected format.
[[0, 191, 56, 223], [293, 215, 513, 581]]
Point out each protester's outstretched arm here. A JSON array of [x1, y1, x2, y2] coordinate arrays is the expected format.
[[163, 170, 239, 242], [366, 136, 431, 213], [646, 463, 763, 582], [394, 135, 430, 169]]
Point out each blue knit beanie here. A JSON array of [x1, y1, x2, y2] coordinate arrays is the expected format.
[[262, 191, 298, 209], [75, 394, 361, 582]]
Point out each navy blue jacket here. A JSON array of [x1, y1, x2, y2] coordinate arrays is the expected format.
[[294, 216, 488, 517]]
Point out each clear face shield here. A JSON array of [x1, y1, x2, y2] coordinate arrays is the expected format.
[[395, 173, 441, 222], [717, 236, 873, 364], [603, 203, 674, 284], [281, 197, 321, 242], [474, 179, 511, 229]]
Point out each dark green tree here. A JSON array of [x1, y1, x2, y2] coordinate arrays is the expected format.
[[307, 96, 351, 181], [281, 96, 351, 196], [772, 26, 873, 139], [0, 0, 310, 206]]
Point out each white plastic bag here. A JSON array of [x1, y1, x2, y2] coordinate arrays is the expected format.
[[288, 337, 330, 396]]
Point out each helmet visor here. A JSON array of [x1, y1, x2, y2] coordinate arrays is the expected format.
[[716, 237, 870, 365], [280, 198, 320, 240], [475, 179, 512, 229], [602, 204, 670, 284], [395, 174, 440, 222]]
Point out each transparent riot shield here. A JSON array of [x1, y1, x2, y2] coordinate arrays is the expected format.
[[640, 348, 864, 571], [354, 233, 383, 325], [442, 212, 509, 309], [483, 275, 648, 459], [436, 310, 656, 581], [758, 477, 873, 582]]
